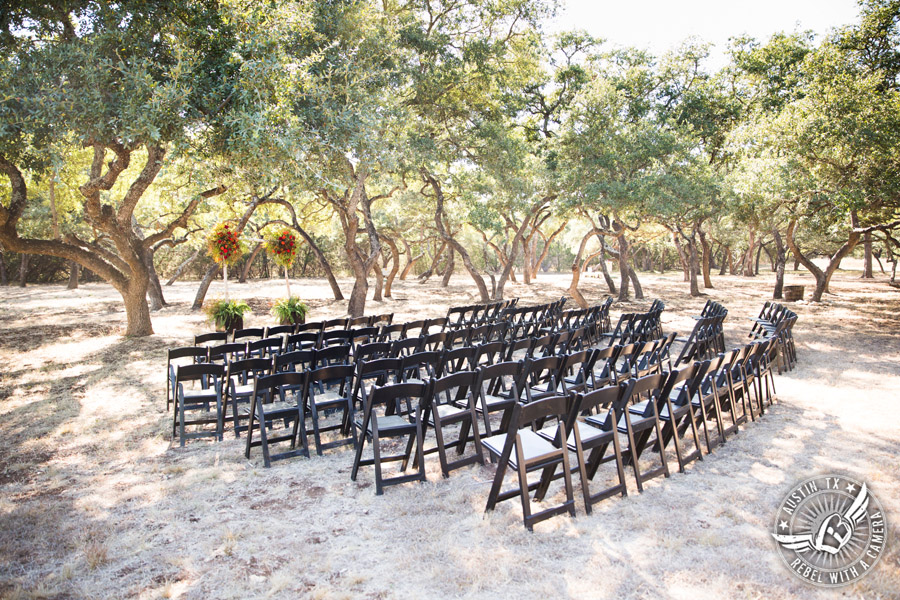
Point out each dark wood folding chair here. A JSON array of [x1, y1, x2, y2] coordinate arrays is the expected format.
[[248, 336, 284, 359], [400, 319, 426, 339], [265, 324, 296, 337], [474, 361, 522, 436], [286, 331, 320, 352], [515, 355, 562, 403], [297, 321, 324, 333], [419, 331, 449, 352], [482, 395, 578, 531], [208, 342, 247, 364], [167, 346, 208, 411], [538, 383, 629, 512], [378, 323, 406, 343], [225, 357, 272, 437], [173, 363, 225, 446], [371, 313, 393, 328], [504, 337, 532, 361], [440, 346, 476, 375], [472, 340, 505, 368], [615, 373, 670, 492], [350, 357, 402, 419], [558, 349, 598, 395], [314, 344, 351, 368], [354, 341, 392, 363], [389, 336, 422, 357], [243, 372, 309, 467], [194, 331, 227, 346], [320, 329, 354, 348], [322, 317, 349, 331], [303, 364, 357, 455], [348, 315, 373, 328], [590, 345, 621, 390], [630, 365, 705, 473], [233, 327, 265, 344], [350, 381, 429, 495], [423, 317, 448, 334], [421, 370, 485, 478]]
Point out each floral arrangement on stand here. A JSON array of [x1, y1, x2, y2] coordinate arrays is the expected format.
[[266, 228, 308, 324], [207, 222, 244, 300], [204, 223, 248, 332]]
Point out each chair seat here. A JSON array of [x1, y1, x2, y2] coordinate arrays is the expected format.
[[240, 401, 298, 416], [365, 414, 414, 434], [482, 430, 558, 469], [617, 412, 654, 433], [231, 384, 254, 397], [477, 393, 514, 411], [310, 390, 347, 406], [538, 420, 611, 448], [434, 403, 467, 420], [182, 389, 217, 402]]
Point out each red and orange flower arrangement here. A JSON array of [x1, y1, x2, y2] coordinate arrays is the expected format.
[[207, 223, 243, 265], [266, 229, 298, 268]]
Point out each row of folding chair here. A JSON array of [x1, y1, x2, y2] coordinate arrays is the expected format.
[[192, 314, 395, 347], [601, 300, 665, 346], [170, 344, 358, 447], [673, 314, 727, 366], [748, 302, 798, 371], [499, 297, 568, 339], [445, 299, 518, 330], [483, 336, 781, 529]]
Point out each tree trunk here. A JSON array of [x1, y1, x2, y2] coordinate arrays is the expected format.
[[615, 225, 632, 301], [719, 246, 730, 276], [419, 241, 446, 282], [532, 221, 567, 279], [522, 235, 533, 285], [441, 247, 454, 287], [861, 231, 874, 278], [568, 229, 597, 309], [673, 232, 690, 282], [372, 251, 384, 301], [123, 278, 153, 336], [192, 264, 222, 310], [629, 268, 644, 299], [400, 252, 423, 280], [383, 236, 401, 298], [773, 228, 787, 299], [422, 169, 490, 301], [146, 251, 167, 311], [743, 227, 756, 277], [698, 229, 713, 289], [18, 253, 28, 287], [687, 234, 701, 297], [786, 219, 860, 302], [0, 249, 7, 285], [166, 248, 201, 285], [755, 241, 764, 275], [67, 260, 79, 289], [240, 242, 263, 283], [597, 237, 617, 294]]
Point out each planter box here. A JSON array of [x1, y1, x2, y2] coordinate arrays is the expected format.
[[216, 316, 243, 333], [783, 285, 805, 302], [279, 314, 306, 326]]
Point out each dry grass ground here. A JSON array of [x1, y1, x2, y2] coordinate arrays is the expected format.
[[1, 267, 898, 599]]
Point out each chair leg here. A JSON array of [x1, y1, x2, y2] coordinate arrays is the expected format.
[[373, 427, 383, 495]]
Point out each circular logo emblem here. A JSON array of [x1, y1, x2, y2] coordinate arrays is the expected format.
[[772, 474, 887, 587]]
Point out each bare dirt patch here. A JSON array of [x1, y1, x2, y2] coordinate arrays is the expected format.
[[0, 270, 898, 599]]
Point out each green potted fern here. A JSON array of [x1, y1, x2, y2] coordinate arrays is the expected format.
[[205, 298, 251, 332], [272, 296, 308, 325], [266, 228, 309, 325]]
